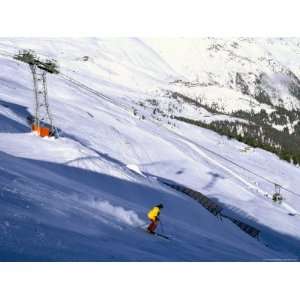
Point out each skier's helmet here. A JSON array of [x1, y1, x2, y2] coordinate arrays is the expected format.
[[157, 204, 164, 209]]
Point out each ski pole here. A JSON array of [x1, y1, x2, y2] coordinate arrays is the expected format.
[[159, 219, 165, 234]]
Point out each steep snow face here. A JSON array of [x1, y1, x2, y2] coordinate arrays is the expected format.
[[1, 38, 300, 261]]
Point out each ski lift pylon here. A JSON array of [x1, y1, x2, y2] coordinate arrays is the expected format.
[[14, 49, 59, 138], [272, 183, 283, 203]]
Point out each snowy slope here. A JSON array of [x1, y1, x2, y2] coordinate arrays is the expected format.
[[1, 38, 300, 261], [145, 38, 300, 113]]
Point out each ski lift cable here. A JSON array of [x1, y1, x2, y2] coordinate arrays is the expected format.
[[0, 49, 132, 120], [0, 49, 130, 111], [193, 137, 300, 199], [2, 47, 300, 199], [165, 125, 300, 199], [59, 74, 112, 101], [1, 48, 131, 114], [58, 73, 130, 114]]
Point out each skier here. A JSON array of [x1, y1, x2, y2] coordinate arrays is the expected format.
[[147, 204, 164, 234]]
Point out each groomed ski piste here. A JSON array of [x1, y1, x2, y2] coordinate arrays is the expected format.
[[1, 38, 300, 261]]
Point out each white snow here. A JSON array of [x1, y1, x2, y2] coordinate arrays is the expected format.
[[91, 200, 144, 227], [1, 38, 300, 261], [145, 38, 300, 113]]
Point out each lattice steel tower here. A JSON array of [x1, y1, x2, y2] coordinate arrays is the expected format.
[[14, 50, 59, 137]]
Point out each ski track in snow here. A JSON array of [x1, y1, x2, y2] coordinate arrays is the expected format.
[[1, 38, 300, 260], [160, 123, 300, 216]]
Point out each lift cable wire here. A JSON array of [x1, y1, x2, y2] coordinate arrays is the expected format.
[[1, 49, 300, 199]]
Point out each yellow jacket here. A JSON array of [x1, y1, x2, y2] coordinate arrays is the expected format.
[[147, 206, 160, 221]]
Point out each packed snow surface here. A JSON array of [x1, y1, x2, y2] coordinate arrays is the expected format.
[[1, 38, 300, 261]]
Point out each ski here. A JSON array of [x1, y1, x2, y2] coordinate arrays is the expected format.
[[155, 233, 171, 240], [143, 229, 171, 240]]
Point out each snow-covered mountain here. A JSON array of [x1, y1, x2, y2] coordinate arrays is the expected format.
[[144, 38, 300, 165], [1, 38, 300, 261], [146, 38, 300, 111]]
